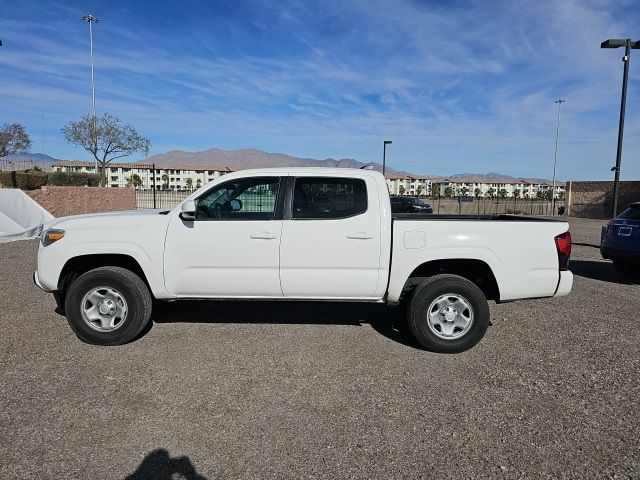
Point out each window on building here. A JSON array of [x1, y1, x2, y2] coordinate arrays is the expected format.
[[292, 177, 367, 219]]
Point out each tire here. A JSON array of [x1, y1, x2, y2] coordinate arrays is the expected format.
[[407, 274, 490, 353], [64, 266, 152, 345]]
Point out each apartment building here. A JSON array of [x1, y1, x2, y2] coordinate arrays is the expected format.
[[52, 161, 228, 190], [385, 175, 565, 199], [385, 175, 432, 196]]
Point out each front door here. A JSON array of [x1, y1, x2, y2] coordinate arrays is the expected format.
[[164, 175, 284, 297], [279, 175, 382, 298]]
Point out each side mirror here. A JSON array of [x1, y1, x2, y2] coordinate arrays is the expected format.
[[180, 200, 197, 221]]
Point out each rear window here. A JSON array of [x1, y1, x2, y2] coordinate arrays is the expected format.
[[293, 177, 367, 219], [619, 206, 640, 220]]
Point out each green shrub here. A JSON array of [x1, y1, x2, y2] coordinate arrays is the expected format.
[[48, 171, 101, 187], [0, 171, 15, 188], [15, 171, 49, 190]]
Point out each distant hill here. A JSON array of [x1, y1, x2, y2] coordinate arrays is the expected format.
[[144, 147, 418, 177], [1, 153, 58, 171], [3, 148, 562, 184]]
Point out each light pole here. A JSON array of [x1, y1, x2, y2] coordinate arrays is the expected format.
[[41, 97, 56, 163], [551, 99, 565, 216], [382, 140, 392, 176], [601, 38, 640, 217], [83, 14, 99, 176]]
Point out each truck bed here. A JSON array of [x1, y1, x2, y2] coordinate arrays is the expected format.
[[392, 214, 565, 222]]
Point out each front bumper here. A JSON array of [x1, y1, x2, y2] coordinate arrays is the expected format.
[[600, 246, 640, 263], [33, 271, 52, 292], [554, 270, 573, 297]]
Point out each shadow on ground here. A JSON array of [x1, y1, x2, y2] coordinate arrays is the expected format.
[[124, 449, 207, 479], [151, 299, 422, 349], [570, 259, 639, 285]]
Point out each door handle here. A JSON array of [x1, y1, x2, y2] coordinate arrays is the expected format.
[[346, 232, 374, 240], [250, 232, 278, 240]]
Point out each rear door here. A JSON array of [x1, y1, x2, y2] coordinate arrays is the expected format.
[[279, 174, 382, 298]]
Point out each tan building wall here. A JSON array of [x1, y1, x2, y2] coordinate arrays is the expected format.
[[27, 186, 136, 217], [567, 181, 640, 218]]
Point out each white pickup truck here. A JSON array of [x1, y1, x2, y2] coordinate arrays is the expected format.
[[34, 167, 573, 352]]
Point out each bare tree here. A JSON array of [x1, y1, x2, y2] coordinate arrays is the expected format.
[[0, 123, 32, 157], [62, 113, 150, 185]]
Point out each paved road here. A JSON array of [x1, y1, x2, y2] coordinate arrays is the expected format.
[[1, 235, 638, 479]]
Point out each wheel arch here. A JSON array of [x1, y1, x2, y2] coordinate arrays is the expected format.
[[58, 254, 153, 297], [400, 258, 500, 302]]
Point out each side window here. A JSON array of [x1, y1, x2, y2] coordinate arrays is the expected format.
[[196, 177, 280, 220], [292, 177, 367, 219]]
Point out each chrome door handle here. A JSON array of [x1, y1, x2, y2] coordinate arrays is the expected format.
[[346, 232, 374, 240], [250, 232, 278, 240]]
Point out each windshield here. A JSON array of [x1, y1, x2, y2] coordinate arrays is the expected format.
[[618, 206, 640, 220]]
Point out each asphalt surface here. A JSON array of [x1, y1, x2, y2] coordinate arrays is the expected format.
[[1, 218, 638, 479]]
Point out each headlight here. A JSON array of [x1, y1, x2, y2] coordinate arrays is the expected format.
[[41, 229, 65, 247]]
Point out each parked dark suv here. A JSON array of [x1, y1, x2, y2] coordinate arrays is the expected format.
[[390, 196, 433, 214], [601, 202, 640, 276]]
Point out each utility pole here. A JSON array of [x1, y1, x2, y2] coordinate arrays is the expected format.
[[382, 140, 392, 176], [601, 38, 640, 217], [83, 14, 99, 177], [552, 99, 565, 216]]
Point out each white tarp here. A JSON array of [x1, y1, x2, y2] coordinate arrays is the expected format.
[[0, 189, 54, 243]]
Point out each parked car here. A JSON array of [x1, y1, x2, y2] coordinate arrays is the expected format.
[[34, 168, 573, 353], [391, 196, 433, 213], [600, 202, 640, 276]]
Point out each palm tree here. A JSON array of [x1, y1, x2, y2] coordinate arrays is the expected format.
[[498, 189, 507, 199], [416, 186, 422, 197], [399, 185, 406, 196], [185, 177, 193, 191], [196, 178, 202, 189], [126, 173, 143, 189], [513, 189, 521, 199], [487, 187, 496, 198], [460, 186, 469, 196], [431, 184, 439, 197], [474, 187, 481, 197], [161, 173, 169, 190], [444, 187, 453, 198]]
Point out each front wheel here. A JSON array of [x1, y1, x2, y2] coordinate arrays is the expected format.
[[407, 274, 490, 353], [64, 266, 153, 345]]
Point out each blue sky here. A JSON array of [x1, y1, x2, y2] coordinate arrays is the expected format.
[[0, 0, 639, 179]]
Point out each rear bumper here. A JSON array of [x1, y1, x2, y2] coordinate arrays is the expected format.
[[600, 246, 640, 262], [554, 270, 573, 297], [33, 271, 52, 292]]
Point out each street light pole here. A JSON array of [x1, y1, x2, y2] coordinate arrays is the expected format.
[[552, 99, 565, 216], [601, 38, 640, 217], [382, 140, 392, 176], [82, 14, 99, 176]]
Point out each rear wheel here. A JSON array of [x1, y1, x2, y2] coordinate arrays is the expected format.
[[407, 274, 490, 353], [64, 266, 152, 345]]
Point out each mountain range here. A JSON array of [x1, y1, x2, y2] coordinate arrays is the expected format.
[[3, 149, 562, 185]]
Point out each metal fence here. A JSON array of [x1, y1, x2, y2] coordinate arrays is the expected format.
[[0, 158, 35, 171], [424, 196, 566, 216], [102, 163, 200, 210]]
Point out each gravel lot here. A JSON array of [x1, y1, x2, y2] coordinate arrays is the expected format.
[[1, 218, 638, 479]]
